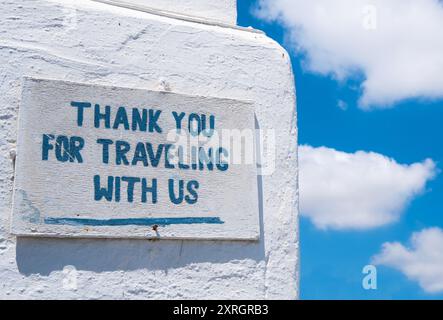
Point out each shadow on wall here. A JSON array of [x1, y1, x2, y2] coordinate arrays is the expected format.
[[16, 117, 266, 277], [16, 235, 264, 277]]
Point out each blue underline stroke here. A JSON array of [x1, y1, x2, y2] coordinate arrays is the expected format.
[[44, 217, 224, 227]]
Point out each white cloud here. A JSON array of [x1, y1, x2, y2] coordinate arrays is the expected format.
[[299, 145, 436, 230], [256, 0, 443, 108], [372, 228, 443, 293], [337, 99, 348, 110]]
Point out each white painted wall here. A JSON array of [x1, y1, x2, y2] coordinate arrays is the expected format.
[[0, 0, 298, 299], [103, 0, 237, 24]]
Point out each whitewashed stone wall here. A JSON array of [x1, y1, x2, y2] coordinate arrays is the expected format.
[[0, 0, 298, 299], [110, 0, 237, 24]]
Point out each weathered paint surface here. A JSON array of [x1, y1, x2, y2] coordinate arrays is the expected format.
[[0, 0, 298, 299], [97, 0, 238, 25], [12, 78, 259, 240]]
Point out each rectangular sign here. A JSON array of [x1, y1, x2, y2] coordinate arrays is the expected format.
[[11, 78, 259, 240]]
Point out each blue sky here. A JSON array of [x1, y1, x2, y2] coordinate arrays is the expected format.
[[238, 0, 443, 299]]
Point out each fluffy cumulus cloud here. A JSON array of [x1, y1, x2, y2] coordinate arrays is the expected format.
[[255, 0, 443, 108], [372, 228, 443, 293], [299, 145, 436, 230]]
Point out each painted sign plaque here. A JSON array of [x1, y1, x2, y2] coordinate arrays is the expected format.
[[11, 78, 259, 240]]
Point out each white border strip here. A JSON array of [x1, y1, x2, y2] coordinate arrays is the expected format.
[[91, 0, 264, 34]]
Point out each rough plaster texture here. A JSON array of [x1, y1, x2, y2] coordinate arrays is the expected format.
[[105, 0, 237, 24], [0, 0, 298, 299]]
